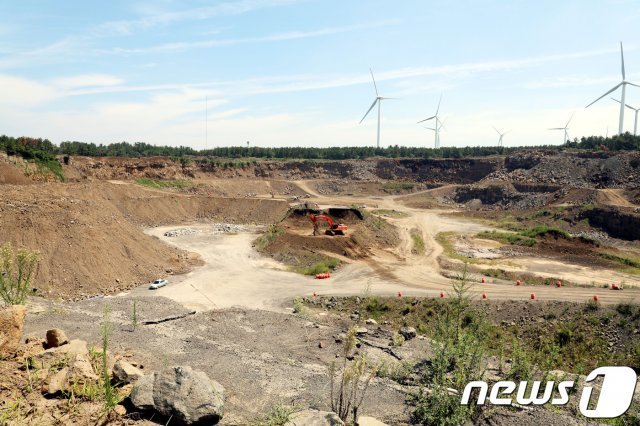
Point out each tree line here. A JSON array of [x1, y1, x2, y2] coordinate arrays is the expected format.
[[1, 134, 639, 163]]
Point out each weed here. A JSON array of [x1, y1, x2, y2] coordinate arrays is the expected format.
[[0, 243, 40, 305], [132, 300, 138, 331], [252, 404, 295, 426], [392, 333, 405, 347], [329, 327, 375, 424], [100, 305, 122, 415], [616, 303, 633, 317], [296, 258, 339, 276], [410, 229, 426, 255], [254, 224, 285, 249]]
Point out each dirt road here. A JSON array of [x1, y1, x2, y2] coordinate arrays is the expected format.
[[126, 221, 639, 312]]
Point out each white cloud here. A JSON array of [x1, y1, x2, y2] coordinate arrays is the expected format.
[[53, 74, 124, 89], [0, 75, 56, 107], [93, 0, 304, 36], [104, 20, 401, 54]]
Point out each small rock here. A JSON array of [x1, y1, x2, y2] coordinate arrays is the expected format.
[[335, 333, 346, 343], [113, 404, 127, 416], [350, 314, 359, 321], [113, 360, 144, 384], [355, 327, 368, 335], [399, 326, 416, 340], [46, 329, 68, 348], [285, 409, 344, 426], [365, 318, 378, 325], [318, 341, 325, 349]]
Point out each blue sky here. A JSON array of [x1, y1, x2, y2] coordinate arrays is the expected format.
[[1, 0, 639, 148]]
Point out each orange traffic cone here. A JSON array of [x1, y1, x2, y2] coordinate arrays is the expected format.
[[481, 277, 486, 284], [440, 291, 445, 299], [593, 295, 599, 302], [397, 292, 403, 298], [530, 293, 536, 300], [556, 280, 562, 288], [482, 292, 487, 300], [516, 279, 522, 286]]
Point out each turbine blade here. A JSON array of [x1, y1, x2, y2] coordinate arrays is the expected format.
[[627, 82, 640, 88], [505, 129, 512, 135], [611, 97, 622, 104], [621, 42, 626, 80], [625, 103, 638, 111], [585, 83, 623, 108], [565, 112, 575, 128], [435, 94, 442, 115], [417, 115, 436, 124], [493, 126, 501, 135], [424, 127, 436, 131], [549, 128, 564, 130], [359, 98, 378, 124], [370, 68, 379, 97]]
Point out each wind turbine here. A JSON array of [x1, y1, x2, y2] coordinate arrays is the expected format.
[[424, 117, 446, 148], [359, 68, 393, 148], [586, 42, 639, 135], [612, 98, 640, 136], [417, 94, 443, 148], [493, 127, 510, 147], [548, 112, 574, 144]]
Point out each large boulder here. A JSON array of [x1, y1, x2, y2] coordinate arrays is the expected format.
[[130, 366, 224, 425], [285, 409, 344, 426], [0, 305, 26, 357], [34, 339, 99, 395]]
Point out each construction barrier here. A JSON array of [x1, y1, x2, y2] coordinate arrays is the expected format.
[[315, 272, 331, 279]]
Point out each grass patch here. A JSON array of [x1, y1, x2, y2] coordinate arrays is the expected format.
[[382, 182, 415, 192], [295, 258, 340, 275], [519, 225, 571, 239], [410, 228, 426, 254], [134, 178, 192, 189], [371, 209, 409, 218], [476, 230, 536, 247], [254, 224, 285, 250], [600, 252, 640, 269]]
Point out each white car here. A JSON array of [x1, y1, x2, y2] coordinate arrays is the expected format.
[[148, 278, 168, 290]]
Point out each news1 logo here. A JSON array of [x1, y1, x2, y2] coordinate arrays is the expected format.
[[461, 366, 637, 419]]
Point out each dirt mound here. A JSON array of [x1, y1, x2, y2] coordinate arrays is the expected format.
[[0, 182, 201, 300], [0, 181, 290, 300], [0, 154, 35, 185]]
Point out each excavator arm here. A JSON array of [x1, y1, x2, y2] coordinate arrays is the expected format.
[[308, 214, 347, 236]]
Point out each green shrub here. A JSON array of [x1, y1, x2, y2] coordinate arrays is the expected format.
[[134, 178, 191, 189], [0, 243, 39, 305], [296, 258, 339, 275]]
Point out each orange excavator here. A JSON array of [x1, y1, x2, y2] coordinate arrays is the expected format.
[[308, 214, 348, 236]]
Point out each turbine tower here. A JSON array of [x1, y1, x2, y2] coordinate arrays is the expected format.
[[424, 118, 446, 149], [360, 68, 392, 148], [612, 98, 640, 136], [586, 42, 639, 135], [493, 127, 510, 147], [417, 94, 443, 148], [548, 112, 574, 144]]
